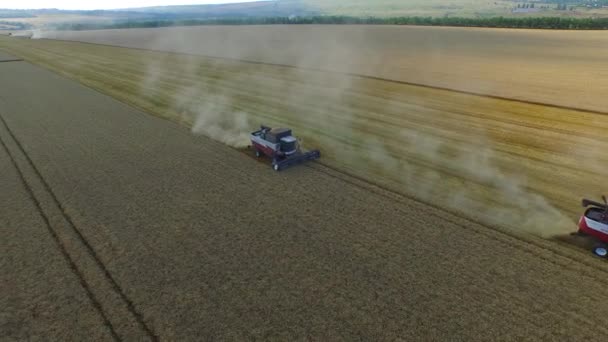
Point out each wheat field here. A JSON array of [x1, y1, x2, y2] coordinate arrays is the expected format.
[[40, 25, 608, 113], [1, 28, 606, 238]]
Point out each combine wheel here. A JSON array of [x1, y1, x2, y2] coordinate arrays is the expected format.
[[593, 244, 608, 258]]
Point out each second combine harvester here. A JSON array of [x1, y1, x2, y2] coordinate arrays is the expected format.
[[250, 125, 320, 171]]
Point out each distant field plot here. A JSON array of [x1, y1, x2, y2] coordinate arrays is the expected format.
[[40, 25, 608, 113], [303, 0, 517, 17], [2, 35, 606, 239], [308, 0, 608, 17]]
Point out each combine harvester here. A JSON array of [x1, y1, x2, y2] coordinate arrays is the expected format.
[[250, 125, 320, 171], [577, 195, 608, 257]]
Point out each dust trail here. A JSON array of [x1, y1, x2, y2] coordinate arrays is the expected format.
[[31, 30, 46, 39], [112, 26, 575, 238], [395, 128, 574, 237], [9, 30, 35, 39], [336, 125, 574, 237], [190, 99, 252, 148], [451, 143, 573, 237]]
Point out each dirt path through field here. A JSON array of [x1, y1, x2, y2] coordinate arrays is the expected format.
[[2, 54, 608, 339]]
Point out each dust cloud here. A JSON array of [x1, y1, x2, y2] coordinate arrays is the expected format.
[[76, 25, 574, 238], [190, 100, 252, 148], [364, 127, 574, 237], [9, 31, 35, 39], [136, 50, 254, 148], [31, 30, 46, 39]]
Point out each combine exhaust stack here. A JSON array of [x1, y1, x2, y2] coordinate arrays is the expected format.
[[250, 125, 320, 171]]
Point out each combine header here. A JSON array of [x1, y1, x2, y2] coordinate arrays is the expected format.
[[250, 125, 320, 171], [577, 196, 608, 257]]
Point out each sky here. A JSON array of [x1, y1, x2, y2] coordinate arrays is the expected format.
[[1, 0, 260, 10]]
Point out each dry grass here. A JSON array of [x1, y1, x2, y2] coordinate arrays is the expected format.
[[1, 30, 607, 238]]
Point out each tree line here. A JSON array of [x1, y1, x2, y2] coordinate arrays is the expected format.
[[53, 15, 608, 31]]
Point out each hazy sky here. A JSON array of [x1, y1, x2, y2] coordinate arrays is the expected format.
[[3, 1, 259, 10]]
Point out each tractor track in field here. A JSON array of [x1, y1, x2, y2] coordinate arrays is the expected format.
[[42, 38, 608, 117], [0, 112, 158, 342], [305, 159, 608, 280], [0, 120, 121, 342], [241, 147, 608, 280]]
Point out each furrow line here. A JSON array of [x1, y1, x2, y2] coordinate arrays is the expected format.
[[0, 129, 121, 341], [305, 161, 608, 280], [43, 38, 608, 116], [0, 112, 159, 341]]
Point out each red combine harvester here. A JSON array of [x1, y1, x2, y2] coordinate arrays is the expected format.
[[250, 125, 320, 171], [577, 196, 608, 257]]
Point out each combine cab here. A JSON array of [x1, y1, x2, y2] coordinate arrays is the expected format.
[[577, 196, 608, 257], [250, 125, 320, 171]]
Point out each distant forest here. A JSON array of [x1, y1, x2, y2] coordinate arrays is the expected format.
[[54, 15, 608, 30]]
